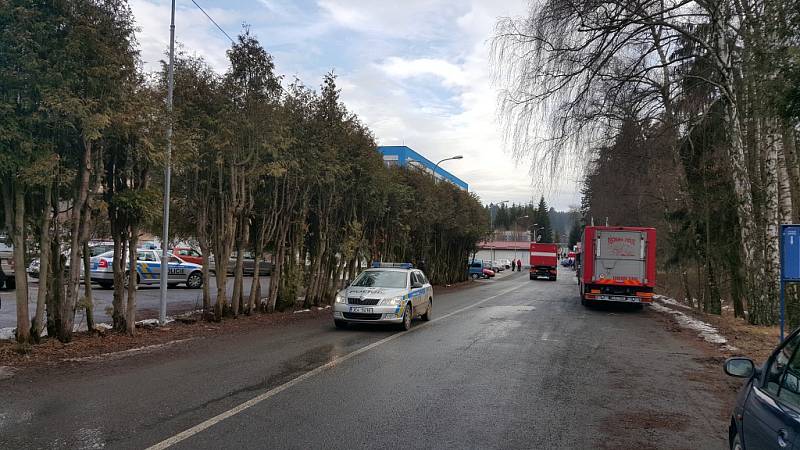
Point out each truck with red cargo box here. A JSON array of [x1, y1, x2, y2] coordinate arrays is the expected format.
[[578, 226, 656, 307], [529, 243, 558, 281]]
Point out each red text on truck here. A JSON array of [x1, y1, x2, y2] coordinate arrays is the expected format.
[[529, 243, 558, 281], [578, 226, 656, 306]]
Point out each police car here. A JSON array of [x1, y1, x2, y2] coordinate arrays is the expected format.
[[90, 248, 203, 289], [333, 263, 433, 330]]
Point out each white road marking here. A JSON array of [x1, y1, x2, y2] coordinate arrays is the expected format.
[[145, 282, 526, 450]]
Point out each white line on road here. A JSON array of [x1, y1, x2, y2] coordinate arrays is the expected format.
[[145, 282, 526, 450]]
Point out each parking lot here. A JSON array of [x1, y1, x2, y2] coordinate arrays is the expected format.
[[0, 276, 270, 330]]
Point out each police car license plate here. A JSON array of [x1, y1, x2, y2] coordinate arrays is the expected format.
[[349, 307, 373, 313]]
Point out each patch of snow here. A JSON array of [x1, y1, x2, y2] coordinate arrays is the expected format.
[[95, 323, 113, 331], [135, 318, 175, 326], [0, 327, 14, 341], [293, 309, 311, 314], [654, 295, 692, 310], [324, 305, 331, 309], [651, 303, 738, 351]]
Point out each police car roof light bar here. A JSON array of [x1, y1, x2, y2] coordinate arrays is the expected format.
[[371, 262, 413, 269]]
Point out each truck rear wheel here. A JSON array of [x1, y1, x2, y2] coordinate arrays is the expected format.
[[529, 274, 535, 280]]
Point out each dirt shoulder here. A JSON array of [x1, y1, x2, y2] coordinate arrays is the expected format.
[[648, 294, 781, 437]]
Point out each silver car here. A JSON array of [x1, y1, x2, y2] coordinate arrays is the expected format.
[[90, 249, 203, 289], [332, 263, 433, 330]]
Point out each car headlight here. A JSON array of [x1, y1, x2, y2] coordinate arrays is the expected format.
[[335, 293, 347, 304], [382, 296, 404, 306]]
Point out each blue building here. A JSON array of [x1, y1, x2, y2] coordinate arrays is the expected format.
[[376, 146, 468, 191]]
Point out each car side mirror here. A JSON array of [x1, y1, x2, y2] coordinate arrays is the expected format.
[[724, 357, 755, 378]]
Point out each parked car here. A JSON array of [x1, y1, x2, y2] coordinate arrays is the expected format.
[[499, 259, 512, 269], [489, 261, 504, 272], [27, 241, 114, 279], [724, 326, 800, 449], [482, 268, 496, 278], [208, 251, 272, 276], [0, 238, 14, 290], [172, 247, 203, 265], [468, 259, 487, 279], [90, 248, 203, 289]]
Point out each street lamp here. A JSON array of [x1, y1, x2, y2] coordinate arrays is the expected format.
[[432, 155, 463, 184], [159, 0, 176, 325]]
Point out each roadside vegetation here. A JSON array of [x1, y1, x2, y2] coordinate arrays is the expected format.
[[494, 0, 800, 326], [0, 1, 486, 344]]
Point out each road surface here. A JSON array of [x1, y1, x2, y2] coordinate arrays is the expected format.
[[0, 276, 271, 329], [0, 271, 729, 449]]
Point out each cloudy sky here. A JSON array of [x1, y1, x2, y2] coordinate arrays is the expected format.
[[130, 0, 581, 210]]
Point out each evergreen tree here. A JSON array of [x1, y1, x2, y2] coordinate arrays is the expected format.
[[533, 196, 553, 243]]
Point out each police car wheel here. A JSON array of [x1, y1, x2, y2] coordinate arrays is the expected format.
[[399, 304, 412, 331], [186, 271, 203, 289], [124, 272, 139, 290], [421, 300, 432, 321]]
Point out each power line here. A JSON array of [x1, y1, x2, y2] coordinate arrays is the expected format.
[[190, 0, 235, 43]]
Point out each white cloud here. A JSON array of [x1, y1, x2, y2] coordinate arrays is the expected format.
[[379, 57, 468, 88], [131, 0, 238, 72]]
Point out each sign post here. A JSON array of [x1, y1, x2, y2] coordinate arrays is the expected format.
[[780, 225, 800, 342]]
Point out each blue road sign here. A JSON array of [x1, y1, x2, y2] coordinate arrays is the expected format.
[[783, 225, 800, 281], [780, 225, 800, 341]]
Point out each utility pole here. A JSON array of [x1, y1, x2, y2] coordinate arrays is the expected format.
[[159, 0, 176, 325]]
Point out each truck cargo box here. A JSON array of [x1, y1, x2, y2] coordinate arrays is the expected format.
[[579, 226, 656, 306], [529, 243, 558, 281]]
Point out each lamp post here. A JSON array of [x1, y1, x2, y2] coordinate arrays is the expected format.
[[159, 0, 176, 325], [432, 155, 463, 183]]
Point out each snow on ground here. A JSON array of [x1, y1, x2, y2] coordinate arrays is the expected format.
[[1, 317, 176, 341], [653, 294, 693, 310], [651, 302, 738, 351]]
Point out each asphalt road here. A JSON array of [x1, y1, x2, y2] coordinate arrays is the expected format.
[[0, 276, 271, 329], [0, 270, 729, 449]]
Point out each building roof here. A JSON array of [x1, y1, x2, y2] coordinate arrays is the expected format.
[[377, 145, 468, 190], [478, 241, 531, 250]]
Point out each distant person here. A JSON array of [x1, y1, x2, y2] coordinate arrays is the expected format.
[[511, 260, 515, 271], [516, 259, 522, 271]]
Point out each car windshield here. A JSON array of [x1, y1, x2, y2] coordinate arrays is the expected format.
[[351, 270, 407, 288]]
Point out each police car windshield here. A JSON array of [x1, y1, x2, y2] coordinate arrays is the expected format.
[[351, 270, 407, 288]]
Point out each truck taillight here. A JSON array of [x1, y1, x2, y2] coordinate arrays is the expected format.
[[98, 259, 108, 269], [636, 292, 653, 302]]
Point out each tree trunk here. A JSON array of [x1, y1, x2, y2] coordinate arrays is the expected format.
[[125, 229, 139, 335], [10, 184, 31, 343], [31, 182, 53, 343], [60, 140, 92, 342], [82, 241, 95, 332], [247, 252, 261, 314], [231, 223, 246, 317], [112, 235, 127, 330]]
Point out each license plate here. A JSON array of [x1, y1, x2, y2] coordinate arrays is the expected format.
[[598, 295, 635, 302], [349, 307, 373, 313]]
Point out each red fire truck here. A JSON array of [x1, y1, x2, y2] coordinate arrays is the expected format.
[[529, 243, 558, 281], [578, 226, 656, 307]]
